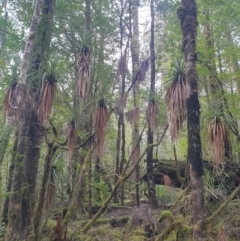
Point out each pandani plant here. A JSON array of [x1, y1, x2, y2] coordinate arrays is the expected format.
[[207, 110, 227, 169], [94, 98, 108, 160], [165, 57, 186, 141], [76, 46, 90, 100], [38, 60, 58, 124]]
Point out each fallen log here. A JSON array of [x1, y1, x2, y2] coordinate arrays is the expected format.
[[141, 159, 240, 193]]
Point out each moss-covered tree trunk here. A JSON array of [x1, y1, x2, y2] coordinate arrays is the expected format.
[[178, 0, 206, 240], [22, 0, 56, 229], [130, 0, 140, 207], [146, 0, 158, 208], [1, 131, 18, 226], [6, 112, 31, 240], [5, 0, 43, 239], [0, 0, 43, 171], [33, 142, 57, 240]]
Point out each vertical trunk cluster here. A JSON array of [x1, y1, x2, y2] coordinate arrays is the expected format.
[[33, 142, 57, 239], [22, 0, 56, 229], [5, 0, 44, 239], [75, 0, 92, 212], [5, 0, 56, 239], [146, 0, 158, 208], [177, 0, 206, 240], [65, 0, 92, 216], [114, 0, 127, 205]]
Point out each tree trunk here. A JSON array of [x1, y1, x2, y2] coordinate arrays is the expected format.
[[64, 147, 93, 224], [75, 0, 92, 211], [6, 112, 30, 240], [5, 0, 43, 239], [0, 0, 7, 56], [0, 123, 12, 166], [114, 117, 121, 203], [178, 0, 206, 240], [146, 0, 158, 208], [130, 0, 140, 207], [203, 9, 221, 105], [33, 142, 57, 240], [227, 30, 240, 96], [1, 130, 18, 226], [22, 0, 56, 229]]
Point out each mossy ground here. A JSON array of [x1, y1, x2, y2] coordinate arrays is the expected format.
[[39, 187, 240, 241]]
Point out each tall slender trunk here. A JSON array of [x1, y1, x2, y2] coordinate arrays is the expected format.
[[113, 0, 127, 205], [203, 9, 220, 105], [178, 0, 206, 240], [0, 0, 7, 56], [146, 0, 158, 208], [227, 30, 240, 96], [120, 107, 126, 205], [76, 0, 92, 211], [93, 9, 105, 202], [114, 117, 121, 203], [130, 0, 140, 207]]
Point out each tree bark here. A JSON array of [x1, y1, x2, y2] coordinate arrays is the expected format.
[[74, 0, 92, 211], [1, 130, 18, 226], [114, 117, 121, 203], [22, 0, 56, 229], [146, 0, 158, 208], [33, 142, 57, 240], [178, 0, 206, 240], [6, 112, 30, 240], [130, 0, 140, 207], [203, 9, 221, 105], [5, 0, 43, 239], [0, 0, 46, 168]]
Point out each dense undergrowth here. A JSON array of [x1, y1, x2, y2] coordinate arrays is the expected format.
[[37, 183, 240, 241]]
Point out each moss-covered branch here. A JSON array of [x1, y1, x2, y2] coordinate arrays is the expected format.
[[207, 185, 240, 224]]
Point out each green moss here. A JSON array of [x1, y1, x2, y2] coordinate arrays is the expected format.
[[128, 227, 145, 241], [180, 224, 193, 234], [75, 235, 95, 241], [46, 219, 56, 231], [158, 210, 173, 222], [176, 4, 186, 20]]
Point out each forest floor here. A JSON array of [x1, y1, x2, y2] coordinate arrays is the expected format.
[[42, 186, 240, 241]]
